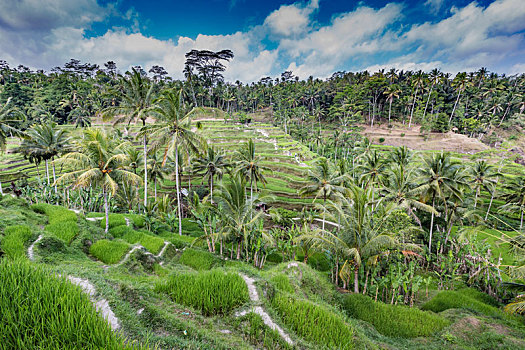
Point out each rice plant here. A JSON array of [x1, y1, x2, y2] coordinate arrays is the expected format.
[[31, 203, 77, 224], [121, 230, 165, 254], [179, 248, 220, 270], [0, 259, 136, 349], [99, 214, 127, 230], [1, 225, 32, 259], [269, 273, 295, 294], [343, 293, 449, 338], [271, 293, 354, 349], [89, 239, 130, 264], [45, 221, 79, 244], [421, 290, 506, 318], [155, 269, 249, 316]]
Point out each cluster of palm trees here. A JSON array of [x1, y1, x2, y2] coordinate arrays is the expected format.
[[295, 145, 525, 293]]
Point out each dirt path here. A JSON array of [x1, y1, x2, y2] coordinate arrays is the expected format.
[[237, 274, 293, 345], [66, 276, 120, 330], [27, 234, 43, 261]]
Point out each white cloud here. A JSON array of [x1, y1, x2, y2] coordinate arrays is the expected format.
[[424, 0, 445, 14], [264, 0, 319, 37]]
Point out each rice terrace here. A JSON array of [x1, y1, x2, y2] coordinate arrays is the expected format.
[[1, 0, 525, 349]]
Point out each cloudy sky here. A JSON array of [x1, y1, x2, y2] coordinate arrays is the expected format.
[[1, 0, 524, 81]]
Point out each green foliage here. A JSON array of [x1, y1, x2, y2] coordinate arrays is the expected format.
[[155, 270, 249, 316], [432, 112, 450, 133], [178, 218, 202, 237], [1, 225, 32, 259], [343, 293, 449, 338], [239, 312, 293, 350], [89, 239, 130, 264], [109, 224, 134, 238], [0, 259, 132, 349], [121, 230, 165, 254], [45, 221, 79, 244], [269, 273, 295, 294], [179, 248, 220, 270], [99, 214, 127, 230], [457, 288, 500, 308], [31, 203, 77, 224], [37, 236, 66, 254], [379, 137, 385, 143], [126, 214, 145, 228], [421, 290, 511, 320], [271, 293, 354, 349]]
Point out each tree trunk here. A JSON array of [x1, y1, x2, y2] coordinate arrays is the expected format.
[[408, 85, 419, 128], [388, 98, 392, 124], [354, 267, 359, 293], [423, 85, 433, 120], [175, 143, 182, 236], [521, 208, 524, 231], [154, 177, 157, 201], [474, 187, 479, 208], [45, 159, 50, 185], [0, 179, 3, 195], [143, 133, 148, 210], [429, 196, 435, 254], [485, 190, 495, 221], [52, 157, 57, 194], [449, 91, 461, 126], [103, 188, 109, 234]]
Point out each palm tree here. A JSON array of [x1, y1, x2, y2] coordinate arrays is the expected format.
[[299, 157, 347, 230], [19, 123, 71, 192], [141, 88, 205, 235], [500, 176, 525, 231], [416, 152, 466, 253], [383, 84, 401, 124], [449, 72, 470, 126], [469, 160, 498, 208], [422, 69, 441, 121], [54, 128, 142, 233], [321, 186, 402, 292], [193, 146, 231, 200], [235, 139, 270, 203], [0, 97, 24, 195], [408, 70, 424, 128], [103, 68, 155, 210], [147, 152, 168, 201]]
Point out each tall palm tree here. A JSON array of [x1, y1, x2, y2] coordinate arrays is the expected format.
[[193, 146, 231, 200], [416, 152, 466, 253], [500, 176, 525, 231], [321, 186, 402, 292], [147, 152, 168, 201], [422, 69, 441, 121], [19, 123, 71, 192], [299, 157, 347, 230], [54, 128, 142, 233], [449, 72, 470, 126], [141, 88, 205, 235], [0, 97, 24, 195], [103, 68, 155, 210], [408, 70, 424, 128], [383, 84, 401, 124], [469, 160, 498, 208], [235, 139, 270, 203]]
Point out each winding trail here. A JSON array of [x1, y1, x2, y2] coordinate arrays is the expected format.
[[237, 274, 293, 345], [27, 234, 43, 261], [116, 241, 171, 266]]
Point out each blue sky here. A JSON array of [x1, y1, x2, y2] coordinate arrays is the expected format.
[[0, 0, 523, 81]]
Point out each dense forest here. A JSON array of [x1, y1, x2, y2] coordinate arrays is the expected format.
[[1, 52, 525, 349]]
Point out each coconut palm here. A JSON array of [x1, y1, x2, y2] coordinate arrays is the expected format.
[[416, 152, 466, 253], [141, 88, 205, 235], [383, 84, 401, 124], [103, 68, 155, 209], [192, 146, 231, 200], [19, 123, 71, 192], [299, 157, 347, 230], [235, 139, 270, 203], [54, 128, 142, 233], [0, 97, 25, 195], [500, 176, 525, 231], [408, 70, 424, 128], [469, 160, 499, 208], [422, 69, 441, 120], [320, 186, 402, 292], [449, 72, 470, 125], [147, 152, 168, 201]]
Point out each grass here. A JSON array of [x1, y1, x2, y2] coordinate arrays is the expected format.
[[269, 273, 295, 294], [1, 225, 32, 260], [45, 221, 79, 244], [89, 239, 131, 264], [237, 312, 293, 350], [179, 248, 220, 270], [155, 269, 249, 316], [0, 259, 134, 349], [121, 230, 165, 254], [343, 293, 450, 338], [271, 293, 354, 349], [99, 214, 127, 230], [31, 203, 77, 224]]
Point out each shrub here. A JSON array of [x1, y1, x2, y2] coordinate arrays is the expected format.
[[45, 221, 79, 244], [179, 248, 220, 270], [457, 288, 500, 308], [400, 133, 405, 137], [37, 236, 66, 254], [178, 218, 202, 237], [89, 239, 130, 264], [126, 214, 145, 228], [0, 259, 132, 349], [378, 137, 385, 143], [271, 293, 354, 349], [99, 214, 127, 230], [155, 269, 249, 315], [343, 294, 449, 338], [1, 225, 32, 259], [421, 290, 504, 318]]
